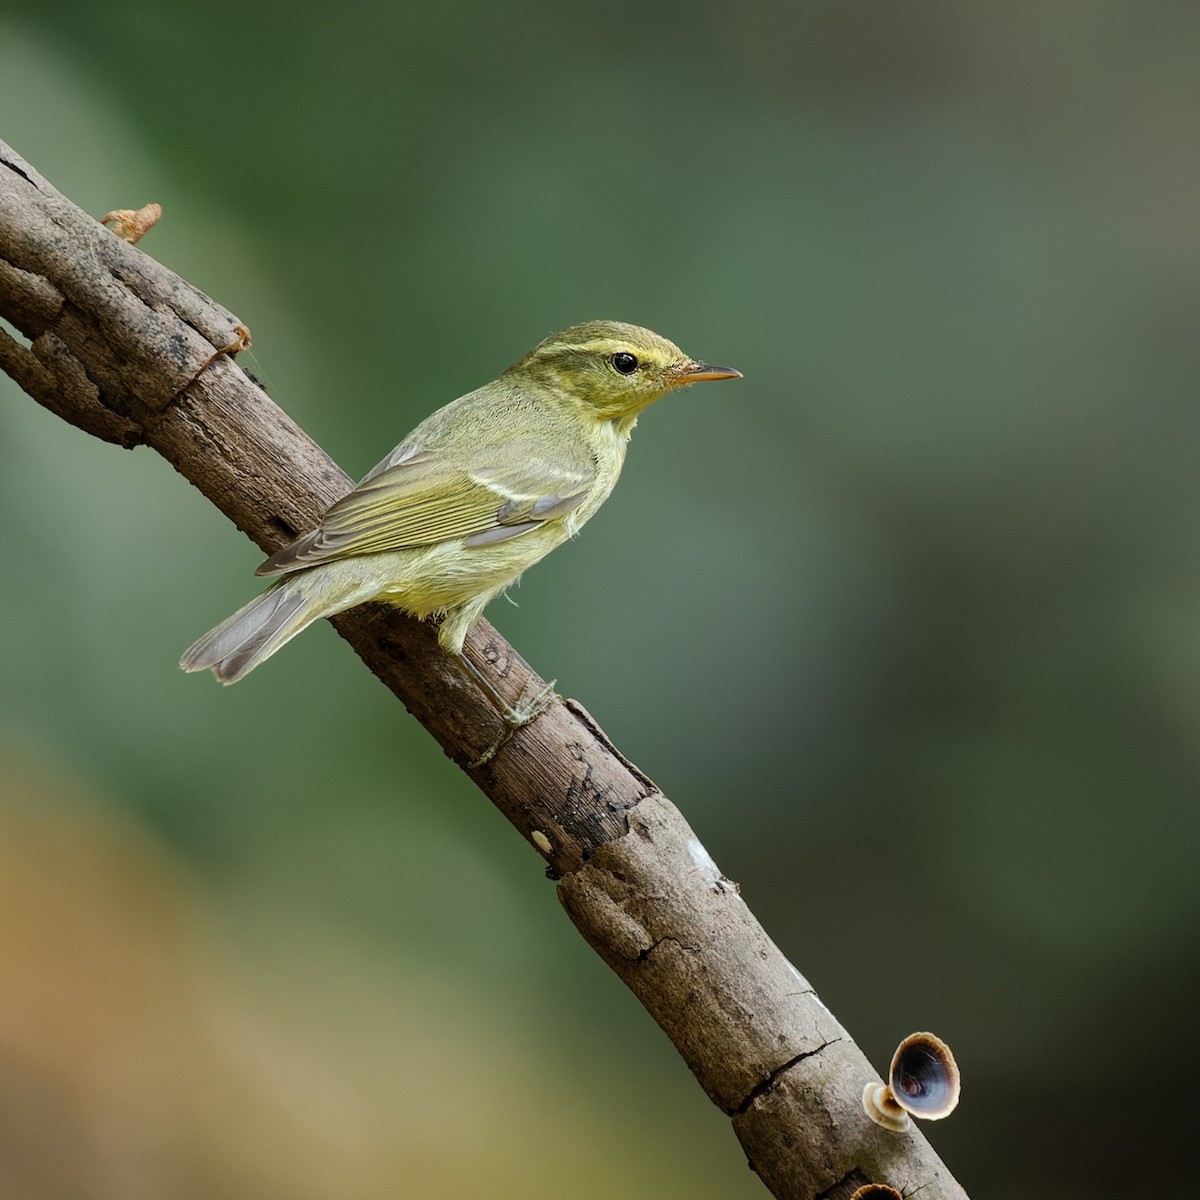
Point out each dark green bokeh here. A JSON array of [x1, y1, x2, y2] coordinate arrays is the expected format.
[[2, 3, 1198, 1194]]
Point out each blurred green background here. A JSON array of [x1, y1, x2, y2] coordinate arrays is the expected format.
[[1, 2, 1198, 1195]]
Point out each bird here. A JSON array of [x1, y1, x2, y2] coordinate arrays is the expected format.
[[181, 320, 740, 735]]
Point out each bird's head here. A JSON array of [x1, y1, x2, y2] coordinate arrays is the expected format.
[[508, 320, 740, 422]]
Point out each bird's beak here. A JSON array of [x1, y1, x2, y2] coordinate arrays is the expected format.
[[672, 360, 742, 385]]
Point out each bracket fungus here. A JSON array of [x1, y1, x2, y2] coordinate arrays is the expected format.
[[861, 1030, 961, 1132]]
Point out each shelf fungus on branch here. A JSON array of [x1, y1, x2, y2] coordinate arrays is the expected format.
[[850, 1186, 903, 1200], [862, 1031, 961, 1133]]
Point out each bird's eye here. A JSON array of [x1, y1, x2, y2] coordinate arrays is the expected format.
[[611, 351, 639, 375]]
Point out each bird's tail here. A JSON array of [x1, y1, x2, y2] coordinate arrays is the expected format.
[[180, 578, 341, 684]]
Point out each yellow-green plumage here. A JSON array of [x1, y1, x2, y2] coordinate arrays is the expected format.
[[181, 321, 739, 684]]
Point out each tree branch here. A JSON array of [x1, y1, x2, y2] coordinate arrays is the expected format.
[[0, 139, 968, 1200]]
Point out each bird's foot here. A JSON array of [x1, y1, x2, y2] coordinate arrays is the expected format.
[[467, 676, 559, 769]]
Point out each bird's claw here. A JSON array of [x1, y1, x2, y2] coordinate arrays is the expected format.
[[468, 678, 559, 768]]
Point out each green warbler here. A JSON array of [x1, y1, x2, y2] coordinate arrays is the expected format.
[[181, 320, 740, 687]]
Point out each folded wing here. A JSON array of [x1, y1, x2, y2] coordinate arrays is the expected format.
[[257, 441, 595, 576]]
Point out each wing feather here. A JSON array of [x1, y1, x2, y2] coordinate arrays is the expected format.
[[257, 438, 595, 577]]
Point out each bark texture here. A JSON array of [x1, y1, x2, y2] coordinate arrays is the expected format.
[[0, 139, 969, 1200]]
